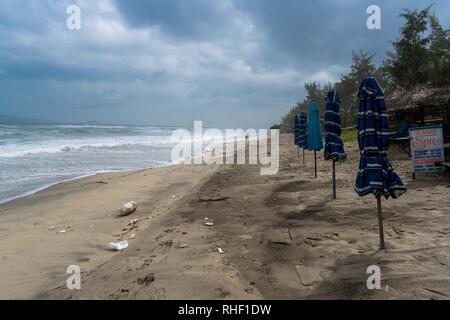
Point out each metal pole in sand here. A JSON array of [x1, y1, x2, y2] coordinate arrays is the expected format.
[[303, 149, 305, 165], [314, 151, 317, 178], [332, 159, 336, 199], [377, 197, 385, 250], [297, 147, 300, 159]]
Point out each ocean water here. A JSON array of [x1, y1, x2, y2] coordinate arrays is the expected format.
[[0, 124, 218, 204]]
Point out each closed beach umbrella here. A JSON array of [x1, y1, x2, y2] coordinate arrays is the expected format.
[[298, 112, 308, 164], [324, 90, 346, 199], [306, 101, 323, 178], [294, 115, 300, 158], [298, 112, 308, 149], [324, 90, 346, 161], [355, 76, 407, 249]]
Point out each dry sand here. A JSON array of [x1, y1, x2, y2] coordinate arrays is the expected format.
[[0, 134, 449, 300]]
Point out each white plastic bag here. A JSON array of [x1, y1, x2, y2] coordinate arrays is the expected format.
[[109, 240, 129, 251]]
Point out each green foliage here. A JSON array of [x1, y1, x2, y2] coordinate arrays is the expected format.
[[279, 6, 449, 133], [341, 127, 357, 143], [280, 81, 331, 132], [280, 50, 382, 131], [427, 14, 450, 86], [335, 50, 385, 126], [385, 6, 450, 87]]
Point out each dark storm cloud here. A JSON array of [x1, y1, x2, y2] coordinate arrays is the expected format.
[[113, 0, 233, 40], [114, 0, 449, 71], [0, 0, 449, 127], [234, 0, 450, 66]]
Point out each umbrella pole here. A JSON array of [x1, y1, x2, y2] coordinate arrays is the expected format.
[[377, 197, 385, 250], [314, 151, 317, 178], [297, 147, 299, 159], [332, 159, 336, 199], [303, 149, 305, 165]]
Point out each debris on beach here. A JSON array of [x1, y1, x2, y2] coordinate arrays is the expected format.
[[270, 240, 291, 246], [204, 221, 215, 227], [129, 233, 136, 239], [177, 242, 188, 249], [120, 201, 138, 216], [58, 229, 67, 234], [199, 196, 230, 202], [109, 240, 129, 251], [208, 247, 225, 254], [48, 226, 56, 230]]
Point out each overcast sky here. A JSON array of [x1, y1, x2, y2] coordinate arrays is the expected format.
[[0, 0, 449, 128]]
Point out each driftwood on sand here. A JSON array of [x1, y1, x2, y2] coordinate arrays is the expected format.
[[198, 197, 230, 202]]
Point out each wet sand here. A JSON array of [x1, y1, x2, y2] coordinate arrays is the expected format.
[[1, 134, 449, 299]]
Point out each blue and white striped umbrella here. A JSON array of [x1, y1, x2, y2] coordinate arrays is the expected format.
[[354, 77, 407, 199], [324, 90, 346, 161], [294, 115, 300, 146], [298, 112, 308, 149]]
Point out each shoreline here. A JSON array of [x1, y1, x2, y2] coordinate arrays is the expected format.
[[0, 132, 245, 206], [0, 161, 223, 299], [0, 163, 176, 206]]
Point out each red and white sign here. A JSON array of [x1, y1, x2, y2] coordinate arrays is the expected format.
[[410, 125, 445, 173]]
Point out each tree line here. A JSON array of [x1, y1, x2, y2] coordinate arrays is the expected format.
[[279, 6, 450, 132]]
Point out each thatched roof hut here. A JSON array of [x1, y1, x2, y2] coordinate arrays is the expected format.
[[386, 85, 450, 113], [386, 85, 450, 148], [386, 85, 450, 129]]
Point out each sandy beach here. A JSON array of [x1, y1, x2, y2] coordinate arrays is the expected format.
[[1, 134, 449, 300]]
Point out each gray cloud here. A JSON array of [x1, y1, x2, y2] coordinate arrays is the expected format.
[[113, 0, 237, 40], [234, 0, 450, 67], [0, 0, 449, 128]]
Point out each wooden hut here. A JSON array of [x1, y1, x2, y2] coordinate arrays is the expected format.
[[386, 85, 450, 163]]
